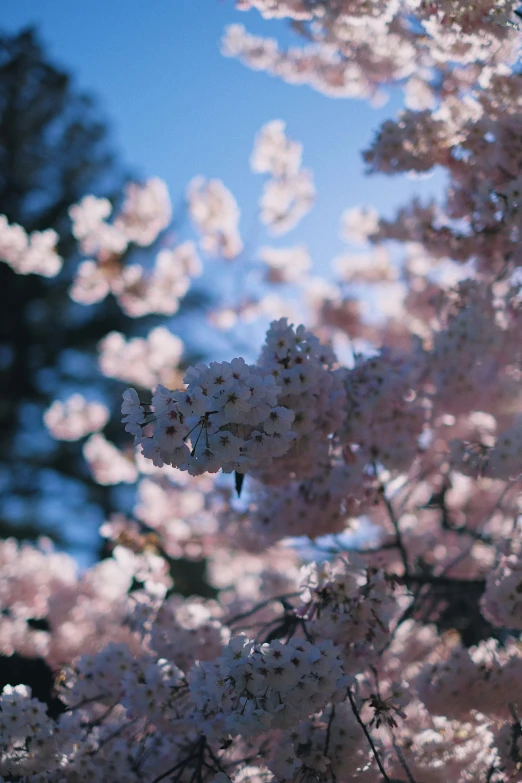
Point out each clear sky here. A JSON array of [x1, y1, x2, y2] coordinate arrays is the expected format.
[[2, 0, 443, 277]]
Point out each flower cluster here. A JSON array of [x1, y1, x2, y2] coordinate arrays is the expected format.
[[124, 352, 295, 476], [415, 638, 522, 722], [123, 318, 352, 480], [190, 635, 347, 739], [187, 176, 243, 259], [44, 394, 110, 441], [150, 596, 230, 671], [486, 419, 522, 480], [256, 318, 346, 480], [481, 552, 522, 630], [83, 432, 138, 485], [71, 238, 201, 317], [342, 349, 426, 472], [252, 121, 315, 235], [246, 460, 362, 541], [299, 561, 399, 669], [258, 244, 311, 284], [340, 206, 380, 246], [0, 215, 62, 277], [70, 178, 171, 256], [0, 684, 54, 778], [427, 282, 513, 417], [69, 179, 202, 317], [99, 326, 184, 389]]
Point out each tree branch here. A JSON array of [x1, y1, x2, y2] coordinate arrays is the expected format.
[[347, 687, 390, 783]]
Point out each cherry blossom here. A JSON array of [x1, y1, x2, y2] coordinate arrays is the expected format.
[[5, 1, 522, 780], [44, 395, 110, 441], [0, 215, 62, 277]]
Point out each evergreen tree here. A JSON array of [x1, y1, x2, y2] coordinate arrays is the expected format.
[[0, 27, 131, 547]]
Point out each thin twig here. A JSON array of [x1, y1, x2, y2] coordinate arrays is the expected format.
[[347, 688, 390, 783], [377, 482, 409, 577], [370, 661, 413, 782], [66, 693, 109, 711], [205, 742, 228, 775], [224, 593, 300, 626], [96, 717, 140, 752], [486, 761, 499, 783], [150, 755, 198, 783], [391, 737, 417, 783], [324, 705, 338, 783], [402, 574, 484, 589], [312, 540, 398, 556], [324, 704, 335, 757], [150, 744, 202, 783]]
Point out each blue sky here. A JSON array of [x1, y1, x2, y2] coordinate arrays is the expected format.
[[3, 0, 443, 277]]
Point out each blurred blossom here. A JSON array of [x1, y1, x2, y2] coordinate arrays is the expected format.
[[44, 395, 110, 441], [69, 195, 127, 256], [187, 176, 243, 259], [340, 206, 380, 245], [332, 246, 397, 284], [253, 121, 315, 235], [98, 327, 184, 388], [83, 433, 138, 485], [251, 119, 303, 177], [68, 180, 199, 317], [114, 178, 172, 247], [259, 170, 315, 234], [0, 216, 62, 277], [258, 244, 311, 283]]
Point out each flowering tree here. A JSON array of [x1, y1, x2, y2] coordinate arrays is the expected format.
[[2, 2, 522, 782]]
